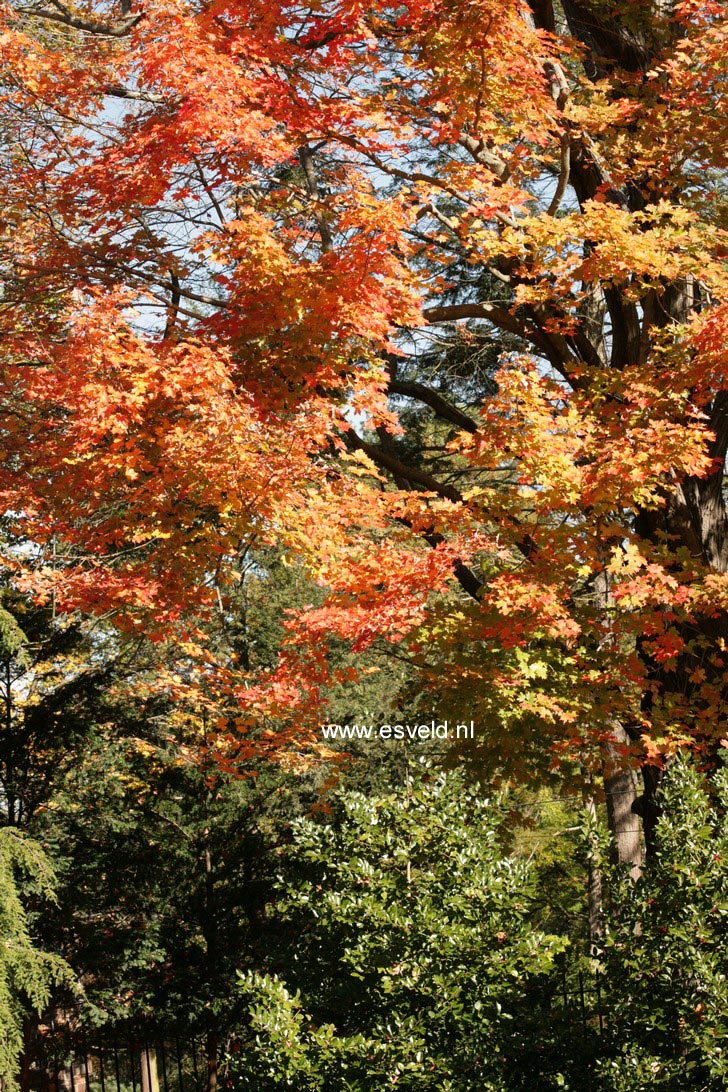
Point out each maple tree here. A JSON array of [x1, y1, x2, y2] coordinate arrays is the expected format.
[[0, 0, 726, 862]]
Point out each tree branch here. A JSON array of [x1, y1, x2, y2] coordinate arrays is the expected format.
[[298, 144, 334, 254], [547, 131, 571, 217], [16, 6, 144, 37], [347, 431, 464, 503], [423, 302, 566, 369], [105, 84, 166, 104], [388, 378, 478, 434]]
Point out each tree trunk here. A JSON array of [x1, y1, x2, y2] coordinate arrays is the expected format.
[[603, 725, 642, 875], [205, 1030, 218, 1092], [580, 768, 605, 951], [17, 1017, 34, 1092]]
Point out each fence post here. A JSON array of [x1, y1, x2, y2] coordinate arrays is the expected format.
[[140, 1051, 160, 1092]]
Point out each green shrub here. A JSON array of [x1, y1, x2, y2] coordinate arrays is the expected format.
[[596, 757, 728, 1090], [227, 766, 568, 1090]]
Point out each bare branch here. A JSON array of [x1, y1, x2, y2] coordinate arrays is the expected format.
[[16, 6, 144, 36], [105, 85, 166, 104], [423, 302, 564, 367], [164, 270, 180, 339], [298, 144, 334, 254], [347, 431, 463, 503], [458, 134, 509, 182], [388, 378, 478, 434], [547, 131, 571, 217]]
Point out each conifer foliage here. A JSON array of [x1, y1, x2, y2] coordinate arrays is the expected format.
[[0, 830, 69, 1092]]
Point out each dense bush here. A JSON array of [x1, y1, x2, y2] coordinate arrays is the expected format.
[[596, 758, 728, 1090], [227, 767, 570, 1090], [227, 759, 728, 1091]]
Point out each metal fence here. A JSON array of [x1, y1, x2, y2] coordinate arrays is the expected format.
[[559, 962, 605, 1033], [24, 1034, 214, 1092], [21, 959, 607, 1092]]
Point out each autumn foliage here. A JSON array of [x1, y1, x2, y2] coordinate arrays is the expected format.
[[1, 0, 727, 837]]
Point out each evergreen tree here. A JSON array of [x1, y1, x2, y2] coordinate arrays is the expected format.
[[0, 829, 69, 1092]]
